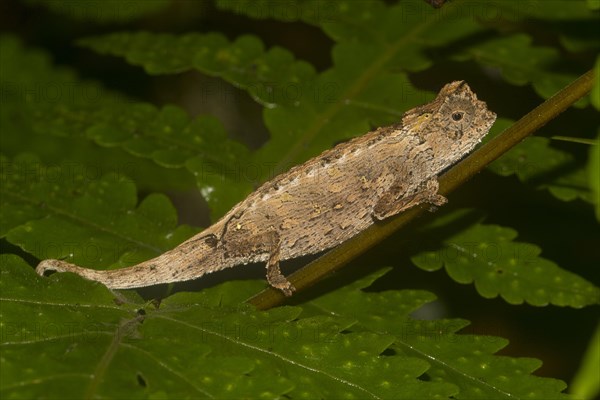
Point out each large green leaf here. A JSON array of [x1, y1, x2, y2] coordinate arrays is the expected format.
[[589, 133, 600, 219], [0, 36, 193, 193], [1, 256, 459, 399], [454, 34, 585, 105], [308, 269, 570, 400], [0, 36, 250, 218], [454, 34, 584, 104], [483, 118, 596, 207], [75, 0, 489, 175], [76, 29, 426, 177], [77, 0, 598, 186], [0, 255, 292, 398], [489, 136, 595, 204], [592, 56, 600, 110], [569, 323, 600, 400], [411, 215, 599, 308], [216, 1, 595, 28], [0, 153, 197, 268], [2, 256, 575, 399], [218, 1, 594, 103]]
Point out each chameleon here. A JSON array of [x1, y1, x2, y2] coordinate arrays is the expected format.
[[36, 81, 497, 296]]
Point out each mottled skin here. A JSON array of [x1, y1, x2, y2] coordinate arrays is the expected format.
[[37, 81, 496, 296]]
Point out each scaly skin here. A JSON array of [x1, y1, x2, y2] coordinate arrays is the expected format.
[[36, 81, 496, 296]]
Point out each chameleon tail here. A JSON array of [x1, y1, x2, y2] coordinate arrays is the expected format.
[[36, 235, 225, 289]]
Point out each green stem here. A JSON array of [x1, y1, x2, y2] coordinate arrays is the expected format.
[[248, 69, 595, 310], [551, 136, 597, 146]]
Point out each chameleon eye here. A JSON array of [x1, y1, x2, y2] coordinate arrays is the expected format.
[[451, 111, 464, 121]]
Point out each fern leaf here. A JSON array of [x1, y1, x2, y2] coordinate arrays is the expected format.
[[592, 56, 600, 110], [77, 0, 597, 180], [78, 32, 316, 107], [0, 154, 197, 268], [86, 103, 253, 217], [0, 255, 293, 398], [488, 135, 594, 204], [1, 256, 457, 399], [78, 29, 409, 174], [0, 36, 251, 218], [217, 0, 595, 24], [569, 323, 600, 400], [589, 133, 600, 219], [310, 268, 570, 400], [410, 216, 599, 308], [80, 3, 484, 173], [454, 34, 583, 103], [219, 1, 594, 103], [0, 36, 192, 193]]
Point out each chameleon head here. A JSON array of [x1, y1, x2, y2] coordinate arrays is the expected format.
[[408, 81, 497, 160]]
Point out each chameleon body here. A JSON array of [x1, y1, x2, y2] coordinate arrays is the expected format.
[[36, 81, 496, 296]]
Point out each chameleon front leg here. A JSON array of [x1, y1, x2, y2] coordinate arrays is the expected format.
[[373, 176, 447, 221]]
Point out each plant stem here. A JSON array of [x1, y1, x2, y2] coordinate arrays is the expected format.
[[247, 69, 596, 310]]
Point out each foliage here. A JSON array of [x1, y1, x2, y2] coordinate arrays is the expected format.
[[569, 323, 600, 400], [0, 153, 198, 268], [411, 210, 599, 307], [1, 256, 570, 399], [488, 135, 594, 203], [1, 0, 598, 399]]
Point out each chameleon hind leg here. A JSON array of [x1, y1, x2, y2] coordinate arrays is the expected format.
[[264, 232, 295, 296], [221, 229, 295, 296]]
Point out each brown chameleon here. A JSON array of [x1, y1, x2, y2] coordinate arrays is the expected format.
[[36, 81, 496, 296]]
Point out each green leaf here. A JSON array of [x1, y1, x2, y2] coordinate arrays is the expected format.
[[587, 0, 600, 10], [77, 1, 597, 184], [78, 32, 317, 108], [217, 0, 486, 48], [495, 0, 597, 21], [78, 29, 414, 176], [0, 36, 250, 218], [0, 37, 193, 192], [569, 323, 600, 400], [0, 255, 292, 398], [454, 34, 584, 104], [559, 23, 600, 53], [0, 36, 125, 138], [23, 0, 171, 22], [219, 1, 594, 103], [84, 103, 253, 218], [488, 135, 595, 204], [1, 256, 457, 399], [411, 217, 600, 307], [81, 0, 500, 176], [87, 103, 253, 218], [217, 0, 596, 26], [0, 154, 197, 268], [589, 133, 600, 219], [592, 56, 600, 110], [309, 268, 570, 400]]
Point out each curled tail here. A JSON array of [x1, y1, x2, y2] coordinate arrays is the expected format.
[[36, 234, 227, 289]]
